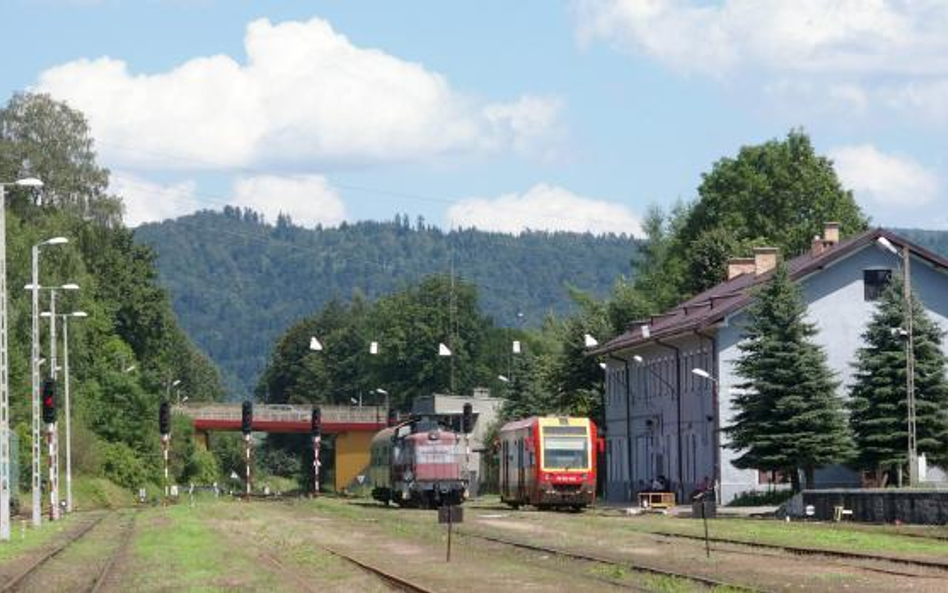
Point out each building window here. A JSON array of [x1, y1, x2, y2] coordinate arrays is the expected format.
[[864, 269, 892, 301]]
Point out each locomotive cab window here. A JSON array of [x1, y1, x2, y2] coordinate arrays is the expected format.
[[864, 269, 892, 301], [541, 425, 589, 470]]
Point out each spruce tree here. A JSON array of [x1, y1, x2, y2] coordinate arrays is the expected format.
[[848, 275, 948, 480], [726, 262, 854, 490]]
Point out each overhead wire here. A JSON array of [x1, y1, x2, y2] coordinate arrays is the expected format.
[[98, 139, 641, 234]]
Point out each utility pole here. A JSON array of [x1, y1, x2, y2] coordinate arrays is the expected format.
[[905, 246, 918, 487], [30, 245, 41, 527]]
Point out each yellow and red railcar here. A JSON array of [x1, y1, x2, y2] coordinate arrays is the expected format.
[[498, 416, 597, 510]]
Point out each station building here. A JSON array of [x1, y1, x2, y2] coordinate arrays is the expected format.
[[593, 224, 948, 505]]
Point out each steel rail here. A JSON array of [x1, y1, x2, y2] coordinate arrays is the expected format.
[[458, 531, 764, 592], [646, 530, 948, 572], [260, 552, 321, 593], [320, 545, 437, 593], [0, 511, 110, 592], [88, 511, 137, 593]]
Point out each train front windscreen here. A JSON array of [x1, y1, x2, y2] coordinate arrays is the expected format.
[[541, 425, 589, 470]]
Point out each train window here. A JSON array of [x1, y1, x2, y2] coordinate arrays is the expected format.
[[542, 435, 589, 470]]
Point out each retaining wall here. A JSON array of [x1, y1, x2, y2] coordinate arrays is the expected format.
[[801, 489, 948, 524]]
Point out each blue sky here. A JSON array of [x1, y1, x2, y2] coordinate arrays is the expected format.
[[3, 1, 947, 232]]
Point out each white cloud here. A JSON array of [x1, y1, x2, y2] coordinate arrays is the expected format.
[[111, 172, 347, 228], [574, 1, 948, 120], [447, 184, 641, 236], [232, 175, 346, 227], [36, 17, 561, 170], [829, 144, 939, 208], [110, 172, 202, 227]]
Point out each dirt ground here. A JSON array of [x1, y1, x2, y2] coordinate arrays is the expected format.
[[1, 497, 946, 592]]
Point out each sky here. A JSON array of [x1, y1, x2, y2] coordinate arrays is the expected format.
[[3, 0, 948, 233]]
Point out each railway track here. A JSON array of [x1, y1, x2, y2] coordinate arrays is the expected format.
[[0, 512, 110, 592], [320, 545, 438, 593], [88, 511, 138, 593], [457, 530, 765, 592]]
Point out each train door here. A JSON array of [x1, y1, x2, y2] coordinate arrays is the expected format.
[[517, 438, 525, 502], [502, 439, 510, 499]]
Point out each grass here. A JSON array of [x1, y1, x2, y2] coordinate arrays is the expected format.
[[0, 512, 86, 562], [131, 504, 243, 589], [73, 477, 135, 510]]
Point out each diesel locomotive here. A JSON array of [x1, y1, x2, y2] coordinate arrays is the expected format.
[[369, 416, 469, 508]]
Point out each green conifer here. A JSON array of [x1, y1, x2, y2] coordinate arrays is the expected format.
[[848, 274, 948, 479], [727, 261, 855, 490]]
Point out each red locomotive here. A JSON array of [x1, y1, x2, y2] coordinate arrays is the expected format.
[[498, 416, 597, 510], [369, 417, 468, 508]]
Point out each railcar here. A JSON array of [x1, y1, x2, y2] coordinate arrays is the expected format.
[[498, 416, 597, 510], [369, 417, 468, 508]]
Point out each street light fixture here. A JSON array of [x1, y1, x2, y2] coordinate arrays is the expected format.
[[28, 235, 69, 526], [497, 375, 510, 383], [0, 178, 46, 539], [876, 235, 917, 487]]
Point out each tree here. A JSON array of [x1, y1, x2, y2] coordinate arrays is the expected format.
[[726, 262, 854, 490], [848, 275, 948, 479], [676, 129, 868, 294]]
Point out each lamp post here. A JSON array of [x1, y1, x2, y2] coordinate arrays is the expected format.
[[28, 235, 68, 526], [877, 236, 917, 487], [56, 311, 87, 513], [691, 368, 721, 504], [0, 178, 44, 539]]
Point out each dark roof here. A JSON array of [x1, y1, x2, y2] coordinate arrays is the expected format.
[[591, 228, 948, 356]]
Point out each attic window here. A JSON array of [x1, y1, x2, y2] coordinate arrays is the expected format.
[[863, 269, 892, 301]]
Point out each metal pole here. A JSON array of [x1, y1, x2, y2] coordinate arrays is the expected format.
[[905, 248, 918, 487], [63, 317, 73, 513], [313, 434, 321, 495], [0, 186, 9, 540], [49, 290, 59, 517], [31, 246, 41, 527], [162, 437, 169, 499], [47, 424, 58, 520], [245, 434, 252, 499]]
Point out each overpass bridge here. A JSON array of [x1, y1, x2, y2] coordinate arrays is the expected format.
[[175, 403, 389, 492]]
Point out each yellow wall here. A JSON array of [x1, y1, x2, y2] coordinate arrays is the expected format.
[[334, 431, 376, 492]]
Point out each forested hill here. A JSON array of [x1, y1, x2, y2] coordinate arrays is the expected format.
[[895, 228, 948, 257], [135, 208, 638, 398]]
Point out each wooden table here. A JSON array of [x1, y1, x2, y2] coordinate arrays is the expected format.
[[638, 491, 676, 509]]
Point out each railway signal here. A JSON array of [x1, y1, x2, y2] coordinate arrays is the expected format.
[[41, 379, 56, 424], [159, 401, 171, 436], [462, 403, 473, 433], [312, 407, 321, 496], [41, 379, 59, 520], [241, 401, 253, 435]]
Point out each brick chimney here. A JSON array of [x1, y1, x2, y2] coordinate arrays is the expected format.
[[823, 222, 840, 247], [754, 247, 778, 275], [727, 257, 756, 280], [811, 235, 824, 257]]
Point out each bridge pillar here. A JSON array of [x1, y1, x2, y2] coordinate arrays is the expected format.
[[195, 430, 210, 451]]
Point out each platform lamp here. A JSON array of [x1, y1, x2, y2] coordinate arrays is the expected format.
[[0, 178, 44, 538], [877, 235, 918, 487], [58, 311, 87, 513]]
